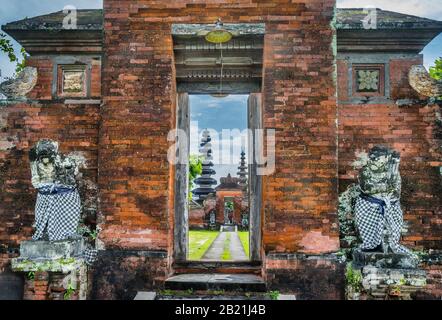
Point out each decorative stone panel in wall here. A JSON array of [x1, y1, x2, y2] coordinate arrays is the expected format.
[[57, 65, 87, 98], [353, 64, 385, 96]]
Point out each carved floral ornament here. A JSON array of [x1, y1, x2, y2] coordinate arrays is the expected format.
[[63, 70, 85, 93], [352, 64, 385, 97], [357, 69, 379, 92], [57, 65, 87, 98]]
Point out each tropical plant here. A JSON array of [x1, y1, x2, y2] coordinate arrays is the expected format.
[[268, 290, 279, 300], [345, 263, 363, 292], [429, 57, 442, 80], [63, 280, 76, 300], [0, 32, 28, 75], [225, 201, 234, 211], [188, 154, 202, 200]]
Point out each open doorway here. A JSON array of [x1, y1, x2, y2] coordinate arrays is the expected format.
[[172, 22, 264, 264], [188, 94, 250, 261]]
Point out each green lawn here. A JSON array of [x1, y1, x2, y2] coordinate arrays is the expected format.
[[188, 230, 219, 260], [237, 231, 250, 258]]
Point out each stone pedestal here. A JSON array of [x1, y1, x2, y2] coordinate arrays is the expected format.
[[346, 249, 426, 300], [19, 239, 85, 260], [11, 239, 88, 300], [353, 249, 419, 269]]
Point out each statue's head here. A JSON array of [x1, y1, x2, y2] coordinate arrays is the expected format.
[[367, 145, 399, 171], [29, 139, 59, 164]]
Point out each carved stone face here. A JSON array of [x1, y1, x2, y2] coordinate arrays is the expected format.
[[368, 154, 389, 172], [30, 139, 79, 188]]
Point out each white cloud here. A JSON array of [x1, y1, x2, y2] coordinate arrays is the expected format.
[[190, 125, 249, 165]]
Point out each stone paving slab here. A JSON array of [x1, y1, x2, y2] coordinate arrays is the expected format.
[[202, 232, 226, 260], [201, 231, 248, 261], [229, 232, 247, 261], [134, 291, 157, 300]]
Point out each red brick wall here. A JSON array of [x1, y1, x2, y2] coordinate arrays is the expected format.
[[265, 254, 346, 299], [101, 0, 338, 257], [338, 57, 442, 250], [189, 206, 205, 229], [26, 57, 53, 100], [390, 58, 423, 100], [421, 264, 442, 299]]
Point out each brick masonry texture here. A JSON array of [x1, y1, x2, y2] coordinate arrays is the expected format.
[[265, 254, 346, 299], [90, 250, 169, 300]]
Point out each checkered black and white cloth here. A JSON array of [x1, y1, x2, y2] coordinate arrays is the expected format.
[[32, 186, 81, 242], [355, 195, 411, 254], [84, 247, 98, 265]]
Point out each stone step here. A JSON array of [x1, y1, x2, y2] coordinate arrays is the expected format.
[[165, 273, 266, 292], [134, 290, 296, 300], [173, 261, 262, 275], [220, 225, 237, 232]]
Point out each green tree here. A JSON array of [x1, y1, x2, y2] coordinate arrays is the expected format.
[[429, 57, 442, 80], [0, 32, 27, 75], [189, 155, 202, 201], [225, 201, 234, 211]]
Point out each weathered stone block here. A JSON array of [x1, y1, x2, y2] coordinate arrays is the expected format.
[[353, 248, 419, 269], [361, 265, 427, 299], [19, 239, 85, 260]]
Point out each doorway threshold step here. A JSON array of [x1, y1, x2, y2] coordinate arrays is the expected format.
[[173, 261, 262, 275], [165, 274, 266, 292]]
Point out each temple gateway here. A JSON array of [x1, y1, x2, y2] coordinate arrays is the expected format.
[[0, 1, 442, 300]]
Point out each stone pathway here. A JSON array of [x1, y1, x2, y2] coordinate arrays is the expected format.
[[202, 231, 247, 261], [229, 231, 248, 260]]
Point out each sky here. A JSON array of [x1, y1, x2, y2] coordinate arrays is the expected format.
[[190, 95, 249, 183], [0, 0, 441, 184]]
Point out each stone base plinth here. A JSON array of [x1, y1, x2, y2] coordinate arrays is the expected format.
[[361, 266, 426, 299], [19, 239, 85, 260], [347, 249, 426, 300], [353, 248, 419, 269], [11, 239, 88, 300]]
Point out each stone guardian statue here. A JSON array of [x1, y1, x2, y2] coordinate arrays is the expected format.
[[354, 145, 412, 255], [29, 139, 82, 241]]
